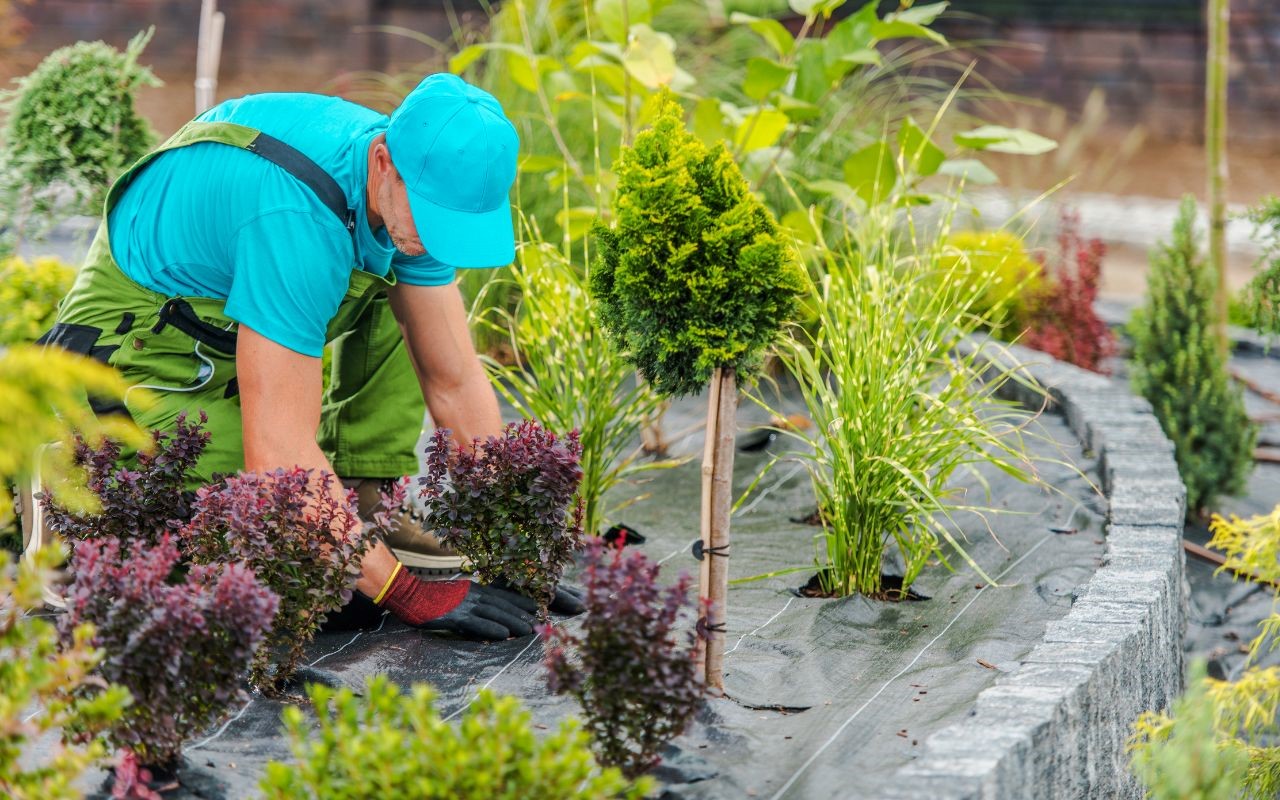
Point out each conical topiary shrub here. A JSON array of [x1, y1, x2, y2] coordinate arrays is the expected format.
[[1130, 196, 1255, 516], [590, 91, 803, 687]]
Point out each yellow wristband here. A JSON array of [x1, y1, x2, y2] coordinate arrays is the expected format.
[[373, 561, 404, 605]]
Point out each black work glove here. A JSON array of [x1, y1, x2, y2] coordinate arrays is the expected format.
[[490, 578, 587, 617]]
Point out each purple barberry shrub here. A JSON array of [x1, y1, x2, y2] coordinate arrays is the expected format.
[[542, 538, 708, 777], [420, 420, 585, 614], [61, 534, 278, 769], [180, 468, 384, 690], [40, 412, 210, 545]]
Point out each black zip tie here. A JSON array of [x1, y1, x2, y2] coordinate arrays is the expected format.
[[692, 540, 730, 561], [696, 616, 726, 638]]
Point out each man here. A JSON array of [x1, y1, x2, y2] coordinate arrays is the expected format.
[[37, 73, 572, 639]]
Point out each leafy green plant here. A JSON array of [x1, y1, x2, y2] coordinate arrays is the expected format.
[[543, 537, 707, 777], [754, 198, 1043, 598], [421, 421, 584, 614], [1127, 506, 1280, 799], [62, 534, 278, 770], [260, 676, 650, 799], [1129, 196, 1254, 516], [0, 29, 159, 254], [0, 546, 129, 800], [181, 469, 380, 691], [475, 223, 678, 537], [936, 230, 1043, 336], [590, 91, 803, 397], [0, 255, 76, 346]]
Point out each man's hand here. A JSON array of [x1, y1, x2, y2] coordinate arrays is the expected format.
[[376, 563, 537, 640], [490, 577, 587, 616]]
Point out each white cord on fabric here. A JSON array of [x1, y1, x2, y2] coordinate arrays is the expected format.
[[123, 336, 222, 405]]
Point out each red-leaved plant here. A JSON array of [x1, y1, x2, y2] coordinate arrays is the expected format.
[[1022, 212, 1116, 373], [41, 412, 210, 545], [61, 534, 277, 772], [542, 538, 709, 778], [180, 469, 388, 691], [420, 420, 585, 614]]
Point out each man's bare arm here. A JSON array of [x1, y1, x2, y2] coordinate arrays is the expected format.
[[236, 324, 399, 597], [386, 281, 503, 444]]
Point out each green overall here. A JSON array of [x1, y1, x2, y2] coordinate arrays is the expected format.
[[44, 121, 425, 486]]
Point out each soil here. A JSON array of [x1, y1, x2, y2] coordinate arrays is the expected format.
[[796, 572, 932, 602]]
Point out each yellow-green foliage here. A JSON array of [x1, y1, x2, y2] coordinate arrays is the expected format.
[[591, 91, 804, 398], [261, 676, 650, 800], [0, 255, 75, 346], [0, 346, 145, 523], [1128, 508, 1280, 798], [937, 231, 1042, 336], [0, 546, 130, 800]]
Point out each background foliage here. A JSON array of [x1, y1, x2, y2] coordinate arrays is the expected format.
[[0, 255, 75, 346], [0, 28, 159, 254]]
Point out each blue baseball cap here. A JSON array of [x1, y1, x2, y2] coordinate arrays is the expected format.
[[385, 74, 519, 267]]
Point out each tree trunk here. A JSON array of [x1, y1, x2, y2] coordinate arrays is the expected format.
[[698, 367, 736, 689], [1206, 0, 1230, 353]]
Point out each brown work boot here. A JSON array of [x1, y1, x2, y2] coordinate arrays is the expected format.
[[345, 478, 466, 573]]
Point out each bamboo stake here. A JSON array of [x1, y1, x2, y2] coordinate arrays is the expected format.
[[694, 370, 721, 686], [195, 0, 224, 115], [1206, 0, 1230, 353], [704, 366, 736, 689]]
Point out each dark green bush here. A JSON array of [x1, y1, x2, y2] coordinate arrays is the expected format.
[[1130, 196, 1255, 515], [261, 677, 649, 800], [590, 92, 803, 398]]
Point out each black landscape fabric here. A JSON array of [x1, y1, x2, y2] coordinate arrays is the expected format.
[[56, 395, 1105, 800]]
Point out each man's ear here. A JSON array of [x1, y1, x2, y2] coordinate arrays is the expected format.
[[372, 135, 396, 179]]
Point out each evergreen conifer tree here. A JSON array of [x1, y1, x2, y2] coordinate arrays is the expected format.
[[1130, 196, 1255, 515]]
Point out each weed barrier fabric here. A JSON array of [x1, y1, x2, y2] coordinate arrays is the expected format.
[[60, 395, 1106, 799]]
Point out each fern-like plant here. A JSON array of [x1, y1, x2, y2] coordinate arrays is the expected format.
[[1129, 196, 1254, 516], [1128, 506, 1280, 798]]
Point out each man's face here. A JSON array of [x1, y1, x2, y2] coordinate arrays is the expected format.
[[380, 171, 427, 257]]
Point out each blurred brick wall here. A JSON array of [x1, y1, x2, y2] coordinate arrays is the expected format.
[[939, 0, 1280, 146]]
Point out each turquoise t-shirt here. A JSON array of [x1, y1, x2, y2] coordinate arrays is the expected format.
[[107, 93, 456, 357]]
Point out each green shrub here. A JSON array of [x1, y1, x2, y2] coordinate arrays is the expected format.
[[1129, 196, 1254, 516], [937, 230, 1043, 336], [0, 546, 129, 800], [0, 29, 159, 252], [260, 676, 649, 800], [1240, 195, 1280, 335], [755, 202, 1042, 598], [475, 229, 678, 536], [0, 254, 76, 346], [590, 91, 803, 397]]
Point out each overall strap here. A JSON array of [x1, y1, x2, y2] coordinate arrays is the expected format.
[[246, 132, 358, 235]]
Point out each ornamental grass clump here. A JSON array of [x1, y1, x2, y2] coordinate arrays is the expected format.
[[475, 222, 677, 537], [542, 538, 708, 778], [1130, 196, 1254, 516], [62, 534, 277, 770], [41, 412, 210, 547], [420, 420, 584, 614], [181, 468, 383, 690], [261, 676, 649, 800], [759, 206, 1042, 598], [1, 546, 129, 800], [0, 29, 159, 252]]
